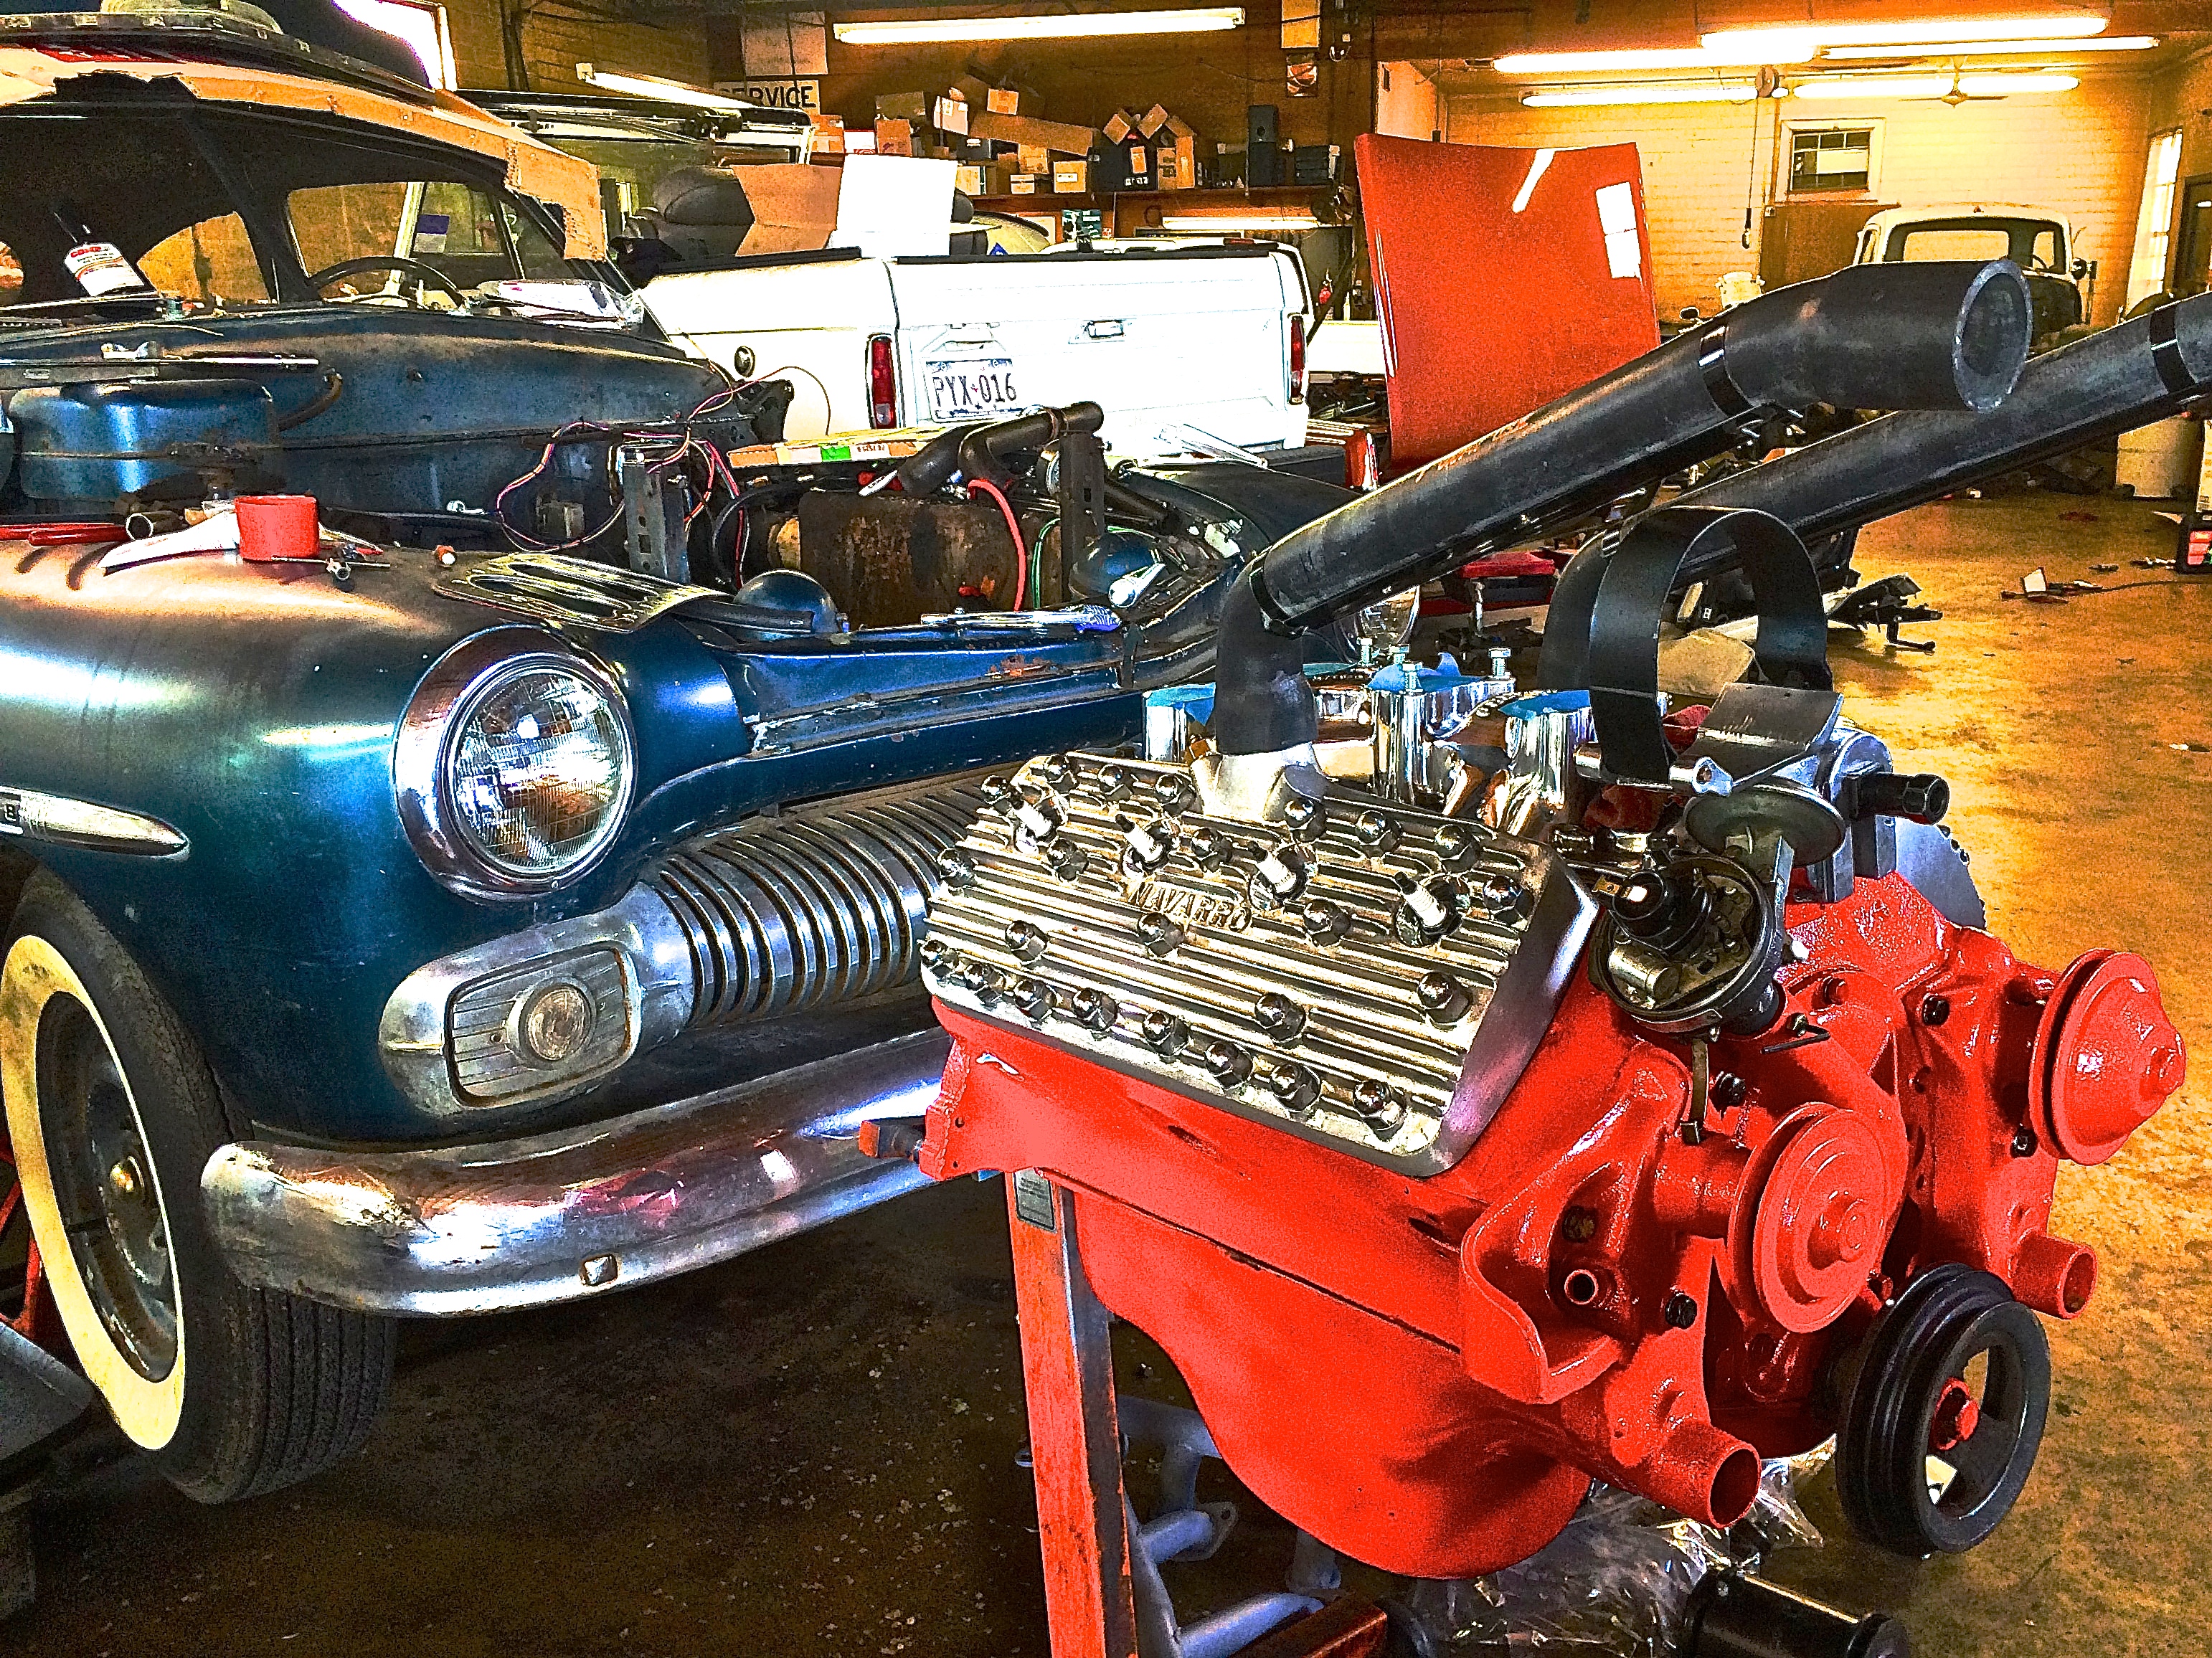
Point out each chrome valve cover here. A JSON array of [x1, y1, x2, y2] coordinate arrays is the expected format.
[[922, 752, 1595, 1175]]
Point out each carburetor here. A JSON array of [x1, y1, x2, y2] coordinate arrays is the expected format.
[[902, 262, 2189, 1582]]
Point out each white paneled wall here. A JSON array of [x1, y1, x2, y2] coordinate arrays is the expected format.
[[1444, 78, 2152, 326]]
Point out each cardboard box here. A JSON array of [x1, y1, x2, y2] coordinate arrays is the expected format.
[[1155, 118, 1199, 189], [1016, 143, 1053, 176], [875, 90, 928, 122], [932, 93, 969, 136], [724, 164, 842, 256], [1138, 102, 1173, 138], [955, 162, 1009, 197], [808, 113, 846, 156], [971, 110, 1097, 157], [1008, 173, 1043, 194], [986, 85, 1021, 115], [952, 73, 991, 106], [1102, 108, 1140, 143], [1053, 158, 1090, 194], [874, 118, 914, 157]]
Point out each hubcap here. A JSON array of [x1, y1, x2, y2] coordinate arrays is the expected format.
[[35, 995, 177, 1382]]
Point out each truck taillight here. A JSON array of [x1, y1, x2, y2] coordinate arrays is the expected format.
[[866, 334, 897, 427], [1288, 313, 1307, 405]]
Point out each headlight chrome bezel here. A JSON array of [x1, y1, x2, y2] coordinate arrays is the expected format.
[[396, 629, 637, 901]]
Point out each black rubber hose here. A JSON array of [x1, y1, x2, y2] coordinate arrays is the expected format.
[[1209, 260, 2032, 756], [1675, 290, 2212, 555], [956, 400, 1106, 488], [1245, 260, 2030, 636]]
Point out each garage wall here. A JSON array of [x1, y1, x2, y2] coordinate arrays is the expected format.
[[439, 0, 709, 95], [1442, 77, 2153, 327]]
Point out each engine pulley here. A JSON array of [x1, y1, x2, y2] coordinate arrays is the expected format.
[[1835, 1264, 2051, 1557]]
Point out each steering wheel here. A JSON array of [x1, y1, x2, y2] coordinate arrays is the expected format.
[[308, 256, 468, 310]]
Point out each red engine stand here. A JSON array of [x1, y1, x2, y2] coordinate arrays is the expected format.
[[1006, 1170, 1390, 1658]]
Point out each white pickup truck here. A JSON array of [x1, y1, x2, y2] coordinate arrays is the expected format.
[[460, 91, 1313, 462], [642, 243, 1312, 458]]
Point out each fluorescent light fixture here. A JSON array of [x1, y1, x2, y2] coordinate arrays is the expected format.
[[575, 62, 759, 113], [1705, 14, 2107, 55], [1521, 82, 1760, 107], [1790, 71, 2079, 99], [1159, 212, 1319, 232], [835, 8, 1243, 46], [1823, 34, 2156, 57], [1494, 45, 1814, 72]]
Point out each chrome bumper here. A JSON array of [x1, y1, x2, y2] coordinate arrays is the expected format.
[[201, 1031, 948, 1317]]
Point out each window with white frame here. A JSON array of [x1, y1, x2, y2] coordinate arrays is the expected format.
[[334, 0, 458, 89], [1785, 124, 1881, 197], [2127, 129, 2184, 308]]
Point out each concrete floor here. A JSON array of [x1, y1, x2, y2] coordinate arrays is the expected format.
[[11, 494, 2210, 1658]]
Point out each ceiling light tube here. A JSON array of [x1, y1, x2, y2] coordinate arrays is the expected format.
[[1790, 71, 2079, 99], [834, 8, 1244, 46], [1160, 212, 1318, 232], [1959, 71, 2081, 93], [575, 62, 759, 112], [1705, 14, 2107, 55], [1494, 45, 1814, 72], [1822, 35, 2156, 57], [1521, 82, 1761, 107]]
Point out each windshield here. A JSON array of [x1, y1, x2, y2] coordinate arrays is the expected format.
[[1883, 218, 2065, 272], [0, 98, 602, 313]]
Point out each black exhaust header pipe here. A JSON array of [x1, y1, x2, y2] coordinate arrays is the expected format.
[[1211, 260, 2033, 757], [1674, 290, 2212, 552]]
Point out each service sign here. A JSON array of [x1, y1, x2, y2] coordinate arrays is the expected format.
[[717, 79, 821, 114]]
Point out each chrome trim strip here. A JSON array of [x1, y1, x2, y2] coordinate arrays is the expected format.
[[202, 1030, 948, 1316], [0, 786, 188, 857]]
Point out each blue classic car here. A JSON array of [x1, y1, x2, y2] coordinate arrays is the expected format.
[[0, 10, 1350, 1502]]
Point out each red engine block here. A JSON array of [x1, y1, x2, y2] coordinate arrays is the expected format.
[[918, 873, 2180, 1577]]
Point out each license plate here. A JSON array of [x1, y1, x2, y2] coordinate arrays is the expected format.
[[926, 356, 1022, 422]]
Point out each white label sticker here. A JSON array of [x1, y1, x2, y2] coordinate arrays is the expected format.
[[63, 241, 148, 297], [1594, 183, 1642, 280]]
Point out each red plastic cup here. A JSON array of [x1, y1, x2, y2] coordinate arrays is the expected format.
[[235, 494, 318, 562]]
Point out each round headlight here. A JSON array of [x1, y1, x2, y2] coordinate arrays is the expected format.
[[448, 664, 632, 879], [394, 631, 637, 899]]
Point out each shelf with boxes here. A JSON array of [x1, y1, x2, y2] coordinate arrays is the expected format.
[[851, 80, 1343, 216]]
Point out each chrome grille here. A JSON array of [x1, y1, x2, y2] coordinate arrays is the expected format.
[[650, 778, 987, 1027]]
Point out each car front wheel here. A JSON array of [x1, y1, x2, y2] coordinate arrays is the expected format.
[[1, 873, 396, 1502]]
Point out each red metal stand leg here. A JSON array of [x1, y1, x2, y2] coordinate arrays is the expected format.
[[1007, 1170, 1140, 1658]]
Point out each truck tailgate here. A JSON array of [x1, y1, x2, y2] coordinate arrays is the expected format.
[[886, 247, 1307, 460]]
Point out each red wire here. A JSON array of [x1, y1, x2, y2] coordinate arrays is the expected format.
[[967, 478, 1026, 610]]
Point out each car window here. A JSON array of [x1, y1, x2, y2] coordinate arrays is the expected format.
[[2029, 227, 2061, 270], [137, 212, 270, 305], [290, 182, 413, 280], [496, 196, 569, 280], [1892, 227, 2013, 262]]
